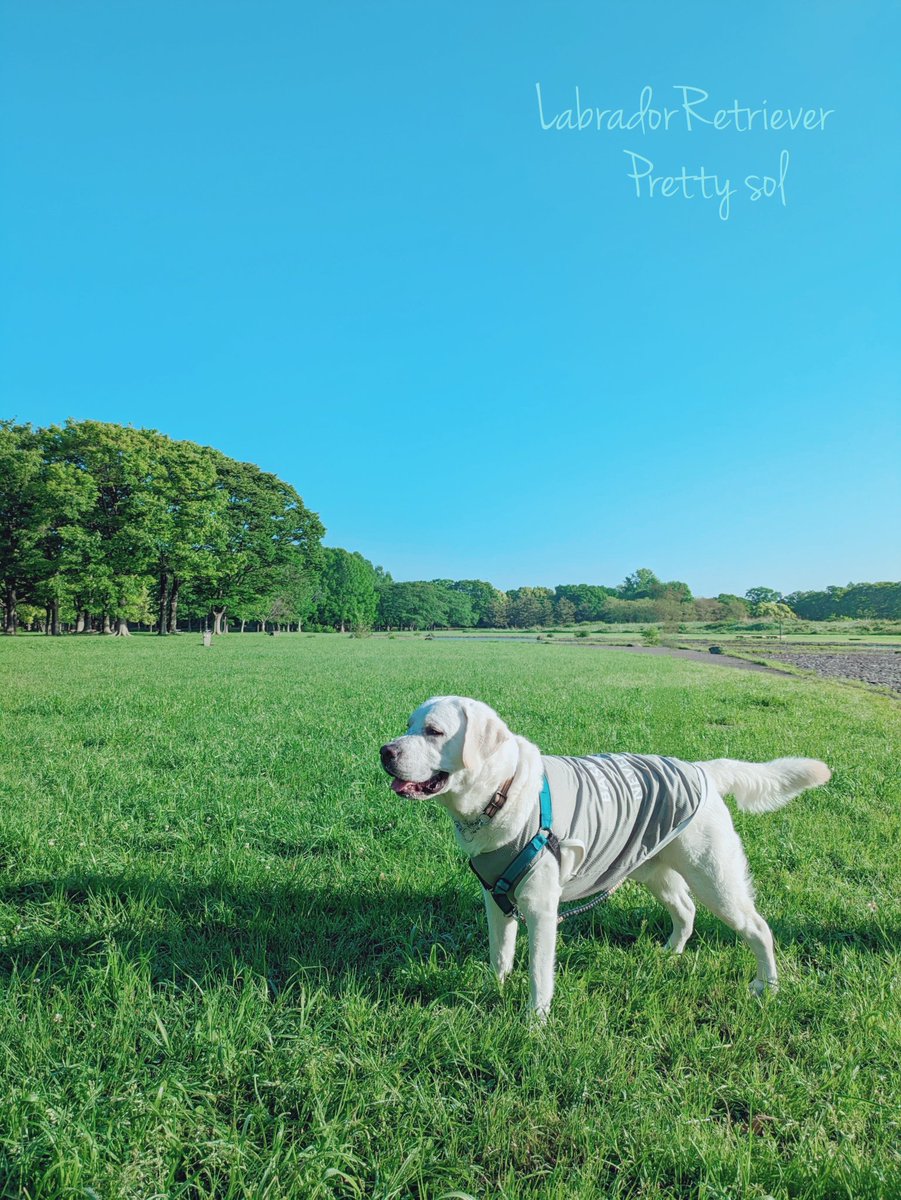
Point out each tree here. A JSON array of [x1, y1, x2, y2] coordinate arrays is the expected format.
[[661, 579, 692, 604], [144, 437, 220, 635], [450, 580, 506, 627], [836, 582, 901, 620], [1, 420, 325, 636], [595, 596, 659, 624], [620, 568, 665, 600], [716, 593, 751, 620], [506, 587, 554, 627], [374, 579, 476, 630], [47, 420, 161, 633], [0, 422, 44, 633], [315, 548, 378, 632], [754, 600, 796, 639], [198, 457, 324, 634], [783, 587, 842, 620], [378, 581, 446, 630], [745, 586, 782, 614], [784, 583, 901, 621], [262, 557, 321, 630], [442, 587, 475, 629], [31, 441, 99, 634], [381, 578, 472, 633], [554, 584, 616, 622], [554, 596, 577, 625]]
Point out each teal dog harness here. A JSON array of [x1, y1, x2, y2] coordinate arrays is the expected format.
[[468, 775, 559, 916]]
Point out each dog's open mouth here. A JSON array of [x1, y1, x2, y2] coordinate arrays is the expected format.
[[389, 771, 450, 799]]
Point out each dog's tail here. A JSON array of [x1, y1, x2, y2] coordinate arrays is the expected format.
[[700, 756, 831, 814]]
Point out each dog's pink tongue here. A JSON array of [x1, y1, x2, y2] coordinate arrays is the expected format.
[[390, 778, 419, 797]]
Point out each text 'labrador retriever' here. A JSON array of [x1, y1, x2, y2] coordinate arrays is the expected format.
[[380, 696, 831, 1020]]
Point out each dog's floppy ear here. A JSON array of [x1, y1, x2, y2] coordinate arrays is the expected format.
[[461, 701, 509, 771]]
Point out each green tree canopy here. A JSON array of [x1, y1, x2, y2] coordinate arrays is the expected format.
[[745, 586, 782, 613], [1, 420, 324, 635], [506, 587, 555, 628], [0, 422, 44, 633], [449, 579, 506, 627], [314, 548, 379, 631]]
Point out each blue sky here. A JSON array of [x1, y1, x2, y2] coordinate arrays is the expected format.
[[1, 2, 898, 596]]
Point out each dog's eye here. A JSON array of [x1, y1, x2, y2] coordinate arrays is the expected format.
[[425, 727, 443, 738]]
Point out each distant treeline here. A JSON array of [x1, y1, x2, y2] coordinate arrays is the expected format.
[[781, 583, 901, 622], [2, 420, 898, 633], [309, 567, 901, 631]]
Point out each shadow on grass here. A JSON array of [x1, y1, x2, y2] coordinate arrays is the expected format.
[[1, 872, 896, 996], [0, 871, 487, 997]]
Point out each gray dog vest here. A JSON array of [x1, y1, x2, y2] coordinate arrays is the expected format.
[[470, 754, 709, 903]]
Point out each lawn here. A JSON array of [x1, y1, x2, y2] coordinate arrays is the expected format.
[[0, 634, 898, 1199], [422, 621, 901, 647]]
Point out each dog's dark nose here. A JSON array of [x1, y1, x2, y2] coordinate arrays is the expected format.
[[380, 742, 398, 770]]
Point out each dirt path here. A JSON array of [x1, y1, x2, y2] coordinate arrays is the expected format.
[[574, 642, 788, 675], [434, 635, 788, 676]]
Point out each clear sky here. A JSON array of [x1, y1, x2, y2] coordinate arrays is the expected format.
[[1, 1, 899, 596]]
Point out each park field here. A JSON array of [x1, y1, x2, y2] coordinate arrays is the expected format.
[[0, 634, 899, 1199]]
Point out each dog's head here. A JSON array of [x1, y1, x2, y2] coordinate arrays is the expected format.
[[380, 696, 512, 800]]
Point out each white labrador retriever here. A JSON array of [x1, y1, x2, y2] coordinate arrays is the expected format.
[[380, 695, 831, 1020]]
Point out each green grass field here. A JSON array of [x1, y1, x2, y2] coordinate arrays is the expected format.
[[0, 635, 898, 1199], [421, 619, 901, 647]]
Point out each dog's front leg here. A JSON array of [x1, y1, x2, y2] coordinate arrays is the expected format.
[[517, 857, 561, 1022], [484, 892, 518, 986]]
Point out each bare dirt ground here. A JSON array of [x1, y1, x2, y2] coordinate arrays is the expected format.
[[603, 643, 901, 695], [749, 649, 901, 695]]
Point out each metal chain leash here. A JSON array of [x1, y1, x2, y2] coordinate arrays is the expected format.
[[556, 879, 626, 925]]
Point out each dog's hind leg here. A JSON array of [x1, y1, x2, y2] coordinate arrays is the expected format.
[[662, 802, 779, 994], [631, 860, 696, 952]]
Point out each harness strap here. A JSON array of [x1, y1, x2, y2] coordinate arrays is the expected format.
[[470, 776, 558, 917]]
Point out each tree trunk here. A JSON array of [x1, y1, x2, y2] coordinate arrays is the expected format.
[[157, 570, 170, 635], [102, 612, 113, 635], [75, 611, 85, 634], [114, 617, 131, 636], [4, 584, 18, 634], [51, 598, 61, 636], [168, 577, 181, 633], [240, 618, 246, 633], [212, 606, 225, 635]]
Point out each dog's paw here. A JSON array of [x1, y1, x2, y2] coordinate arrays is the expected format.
[[664, 937, 687, 954], [528, 1006, 550, 1030], [749, 978, 779, 998]]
